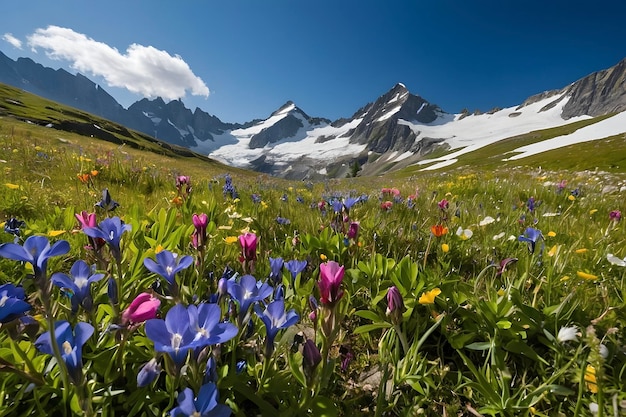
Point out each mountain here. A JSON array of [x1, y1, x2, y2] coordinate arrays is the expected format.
[[1, 49, 626, 178]]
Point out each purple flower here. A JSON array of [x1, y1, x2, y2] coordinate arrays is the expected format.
[[227, 275, 272, 324], [254, 299, 299, 355], [83, 216, 131, 262], [94, 188, 119, 211], [51, 260, 105, 313], [285, 259, 307, 282], [302, 338, 321, 370], [496, 257, 518, 277], [609, 210, 622, 222], [268, 257, 284, 285], [386, 286, 404, 321], [144, 250, 193, 289], [526, 197, 536, 212], [0, 283, 31, 323], [122, 292, 161, 326], [275, 216, 291, 225], [347, 222, 360, 240], [0, 235, 70, 280], [169, 382, 231, 417], [35, 321, 94, 384], [137, 358, 161, 387], [518, 227, 543, 254], [3, 217, 25, 237], [191, 213, 209, 249], [238, 233, 258, 263]]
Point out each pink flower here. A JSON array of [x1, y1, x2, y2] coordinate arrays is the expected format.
[[318, 261, 345, 306], [438, 199, 449, 210], [75, 211, 97, 229], [191, 213, 208, 249], [610, 210, 622, 222], [238, 232, 258, 262], [122, 292, 160, 325], [380, 201, 393, 211], [347, 222, 360, 240]]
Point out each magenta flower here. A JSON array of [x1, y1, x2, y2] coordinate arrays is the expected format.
[[122, 292, 161, 326], [346, 222, 360, 240], [386, 286, 404, 316], [191, 213, 208, 249], [318, 261, 345, 306], [609, 210, 622, 222], [438, 199, 449, 210], [75, 211, 97, 229], [238, 232, 257, 262]]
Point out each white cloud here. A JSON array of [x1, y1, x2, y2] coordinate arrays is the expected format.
[[2, 33, 23, 49], [26, 25, 209, 101]]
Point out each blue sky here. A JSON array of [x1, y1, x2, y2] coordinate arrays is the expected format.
[[2, 1, 625, 123]]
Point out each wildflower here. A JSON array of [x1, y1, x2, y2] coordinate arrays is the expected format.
[[386, 286, 404, 324], [226, 275, 273, 324], [268, 257, 284, 285], [380, 201, 393, 211], [546, 231, 557, 237], [575, 248, 588, 254], [584, 365, 598, 393], [556, 326, 579, 343], [94, 188, 119, 211], [238, 232, 258, 272], [0, 235, 70, 280], [302, 338, 322, 371], [568, 195, 576, 201], [518, 227, 542, 254], [526, 197, 536, 212], [3, 217, 25, 237], [438, 199, 449, 210], [609, 210, 622, 222], [121, 292, 161, 326], [255, 299, 300, 356], [479, 216, 495, 226], [145, 304, 197, 365], [51, 260, 105, 313], [168, 382, 231, 417], [495, 258, 517, 277], [275, 216, 291, 225], [5, 183, 20, 190], [190, 213, 208, 249], [318, 261, 345, 306], [456, 226, 473, 240], [251, 194, 261, 204], [577, 271, 598, 281], [346, 221, 359, 240], [606, 253, 626, 267], [175, 175, 192, 196], [35, 321, 94, 384], [137, 358, 161, 387], [144, 250, 193, 291], [431, 224, 448, 237], [82, 216, 131, 262], [187, 303, 238, 347], [0, 283, 31, 324], [285, 259, 307, 282], [419, 288, 441, 305], [441, 243, 450, 253]]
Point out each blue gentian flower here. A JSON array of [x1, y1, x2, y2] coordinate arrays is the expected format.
[[35, 321, 94, 384], [0, 236, 70, 280], [187, 303, 238, 347], [204, 356, 217, 384], [83, 216, 131, 262], [51, 260, 105, 313], [275, 216, 291, 225], [251, 194, 261, 204], [0, 283, 31, 323], [343, 197, 360, 210], [144, 250, 193, 290], [254, 299, 299, 356], [145, 304, 196, 365], [285, 259, 307, 282], [95, 188, 119, 211], [518, 227, 543, 254], [268, 257, 284, 285], [331, 200, 343, 213], [169, 382, 231, 417], [3, 217, 25, 237], [137, 358, 161, 387], [226, 275, 272, 324]]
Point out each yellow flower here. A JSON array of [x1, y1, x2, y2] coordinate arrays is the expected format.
[[568, 195, 576, 201], [320, 253, 327, 261], [548, 245, 559, 257], [5, 183, 20, 190], [497, 288, 505, 297], [560, 275, 570, 282], [589, 209, 598, 215], [575, 248, 588, 254], [577, 271, 598, 281], [441, 243, 450, 253], [419, 288, 441, 305], [547, 231, 557, 237], [224, 236, 238, 244], [584, 365, 598, 393], [155, 244, 164, 253], [47, 230, 65, 237]]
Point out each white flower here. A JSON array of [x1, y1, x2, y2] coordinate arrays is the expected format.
[[589, 402, 599, 415], [479, 216, 495, 226], [556, 326, 579, 343], [606, 253, 626, 267], [599, 344, 609, 359], [456, 226, 473, 240], [493, 232, 505, 240]]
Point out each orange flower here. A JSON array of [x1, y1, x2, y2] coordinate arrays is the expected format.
[[584, 365, 598, 393], [431, 224, 448, 237], [77, 173, 90, 184], [171, 196, 183, 206], [90, 170, 99, 177]]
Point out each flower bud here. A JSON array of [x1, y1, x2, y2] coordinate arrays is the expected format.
[[121, 292, 160, 325]]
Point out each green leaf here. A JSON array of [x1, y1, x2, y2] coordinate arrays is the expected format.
[[465, 341, 492, 351], [311, 396, 338, 417], [503, 340, 548, 365], [288, 351, 306, 388], [353, 322, 391, 334], [496, 320, 512, 329], [353, 310, 384, 322]]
